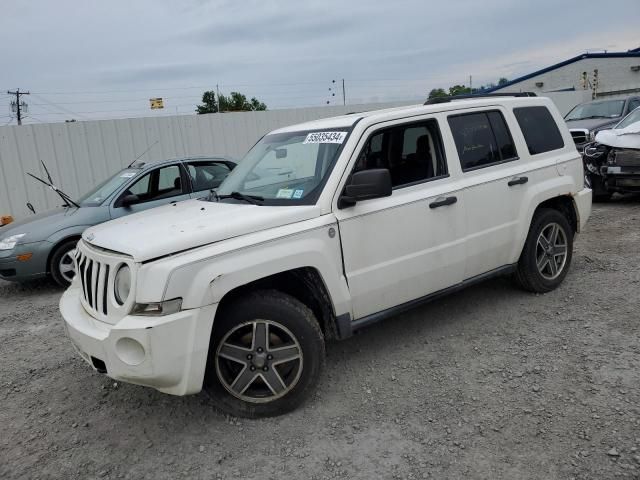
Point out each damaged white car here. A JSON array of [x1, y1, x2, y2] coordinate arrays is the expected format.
[[583, 107, 640, 201], [60, 94, 591, 417]]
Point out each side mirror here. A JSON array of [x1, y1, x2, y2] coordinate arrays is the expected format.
[[339, 169, 392, 208], [120, 194, 140, 208]]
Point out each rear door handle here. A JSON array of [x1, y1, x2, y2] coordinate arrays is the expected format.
[[508, 176, 528, 187], [429, 196, 457, 209]]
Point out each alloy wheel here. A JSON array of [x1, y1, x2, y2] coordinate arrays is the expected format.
[[536, 222, 568, 280], [58, 249, 76, 284], [215, 320, 303, 403]]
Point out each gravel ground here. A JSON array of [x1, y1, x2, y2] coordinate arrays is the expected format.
[[1, 198, 639, 480]]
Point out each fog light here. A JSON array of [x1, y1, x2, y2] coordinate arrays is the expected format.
[[16, 253, 33, 262], [115, 337, 145, 366]]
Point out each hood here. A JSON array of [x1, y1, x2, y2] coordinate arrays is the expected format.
[[0, 206, 106, 244], [595, 125, 640, 149], [565, 117, 620, 132], [83, 199, 322, 262]]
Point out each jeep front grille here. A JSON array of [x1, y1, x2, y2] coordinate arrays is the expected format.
[[76, 249, 111, 316], [74, 240, 135, 324]]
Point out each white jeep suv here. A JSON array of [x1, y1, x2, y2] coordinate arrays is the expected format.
[[60, 94, 592, 417]]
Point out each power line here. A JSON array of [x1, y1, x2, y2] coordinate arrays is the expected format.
[[30, 93, 91, 121]]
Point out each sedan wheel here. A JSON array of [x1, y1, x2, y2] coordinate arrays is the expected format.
[[58, 249, 76, 284]]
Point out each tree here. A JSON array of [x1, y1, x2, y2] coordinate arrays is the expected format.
[[428, 88, 447, 99], [498, 77, 509, 86], [196, 90, 267, 114], [196, 91, 218, 114], [448, 84, 472, 96]]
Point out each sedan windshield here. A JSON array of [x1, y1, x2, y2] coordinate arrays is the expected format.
[[216, 129, 350, 204], [615, 107, 640, 129], [77, 168, 142, 206], [565, 100, 625, 120]]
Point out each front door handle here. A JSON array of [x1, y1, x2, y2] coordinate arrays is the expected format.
[[508, 176, 528, 187], [429, 196, 457, 209]]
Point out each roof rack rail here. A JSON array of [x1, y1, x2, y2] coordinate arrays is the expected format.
[[424, 92, 537, 105]]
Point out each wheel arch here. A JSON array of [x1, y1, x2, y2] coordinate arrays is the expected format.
[[535, 195, 578, 233], [214, 267, 341, 340]]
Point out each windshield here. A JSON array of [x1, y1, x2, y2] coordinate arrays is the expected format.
[[615, 107, 640, 129], [216, 129, 350, 204], [77, 168, 142, 206], [565, 100, 625, 121]]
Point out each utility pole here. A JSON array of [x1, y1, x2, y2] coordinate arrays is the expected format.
[[342, 79, 346, 106], [7, 88, 30, 125], [216, 84, 221, 113]]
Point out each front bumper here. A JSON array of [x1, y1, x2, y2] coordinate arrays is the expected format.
[[60, 285, 217, 395], [602, 166, 640, 192], [0, 241, 50, 282]]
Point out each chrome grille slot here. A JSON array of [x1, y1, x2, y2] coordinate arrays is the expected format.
[[101, 265, 110, 315]]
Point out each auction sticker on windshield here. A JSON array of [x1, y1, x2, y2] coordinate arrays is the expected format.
[[303, 131, 347, 144]]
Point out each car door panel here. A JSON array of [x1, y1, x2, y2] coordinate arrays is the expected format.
[[337, 181, 466, 319], [334, 115, 466, 320]]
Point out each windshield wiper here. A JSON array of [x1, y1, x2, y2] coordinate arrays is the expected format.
[[575, 115, 608, 120], [27, 160, 80, 209], [217, 191, 264, 205]]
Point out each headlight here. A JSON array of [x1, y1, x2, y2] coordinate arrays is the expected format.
[[589, 130, 597, 141], [114, 264, 131, 305], [0, 233, 26, 250], [131, 298, 182, 316]]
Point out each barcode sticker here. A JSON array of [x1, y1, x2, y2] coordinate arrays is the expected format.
[[303, 131, 347, 144]]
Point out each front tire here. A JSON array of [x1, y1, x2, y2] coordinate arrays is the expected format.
[[49, 239, 78, 287], [204, 290, 325, 418], [514, 208, 573, 293], [588, 173, 612, 202]]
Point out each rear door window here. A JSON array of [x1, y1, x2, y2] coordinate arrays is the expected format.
[[513, 106, 564, 155], [447, 111, 518, 171]]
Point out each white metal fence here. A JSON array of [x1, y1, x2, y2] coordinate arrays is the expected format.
[[0, 92, 587, 220], [0, 102, 411, 219]]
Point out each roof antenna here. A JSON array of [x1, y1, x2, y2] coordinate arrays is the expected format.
[[128, 140, 159, 168]]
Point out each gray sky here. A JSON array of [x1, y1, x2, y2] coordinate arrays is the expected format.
[[1, 0, 638, 124]]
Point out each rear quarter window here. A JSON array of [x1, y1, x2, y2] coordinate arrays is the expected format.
[[513, 106, 564, 155]]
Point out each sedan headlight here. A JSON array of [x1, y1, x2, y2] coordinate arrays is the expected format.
[[0, 233, 26, 250], [114, 264, 131, 305]]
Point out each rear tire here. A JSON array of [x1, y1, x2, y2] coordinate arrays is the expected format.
[[513, 208, 573, 293], [49, 239, 78, 287], [204, 290, 325, 418]]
